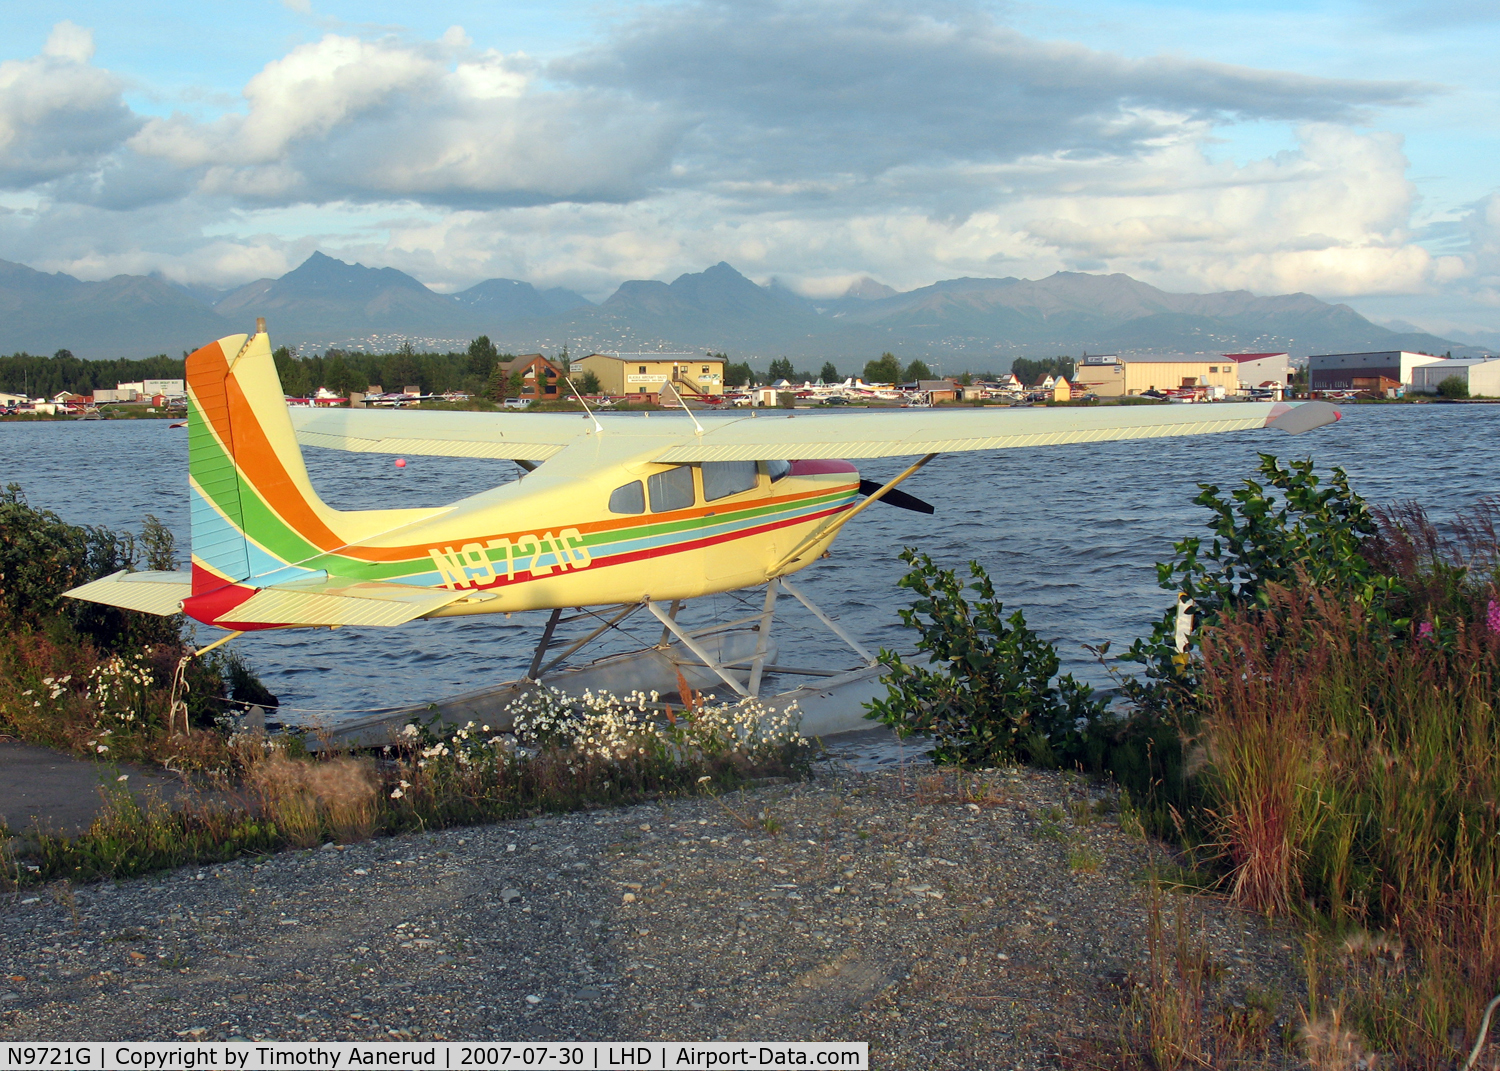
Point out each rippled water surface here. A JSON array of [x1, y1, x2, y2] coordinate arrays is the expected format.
[[2, 404, 1494, 720]]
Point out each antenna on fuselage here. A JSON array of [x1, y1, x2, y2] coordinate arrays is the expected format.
[[661, 376, 704, 435], [566, 377, 604, 434]]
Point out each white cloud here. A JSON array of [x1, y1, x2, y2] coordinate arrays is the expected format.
[[554, 0, 1429, 205], [0, 21, 137, 188], [0, 3, 1494, 330], [43, 21, 96, 64], [124, 33, 681, 207], [338, 123, 1458, 303], [1017, 124, 1451, 296]]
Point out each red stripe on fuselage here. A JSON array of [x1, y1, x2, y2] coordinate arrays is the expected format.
[[181, 563, 280, 630]]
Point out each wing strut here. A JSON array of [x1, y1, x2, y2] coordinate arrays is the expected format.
[[769, 452, 939, 576]]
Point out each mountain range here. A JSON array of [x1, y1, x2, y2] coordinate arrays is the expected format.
[[0, 251, 1477, 364]]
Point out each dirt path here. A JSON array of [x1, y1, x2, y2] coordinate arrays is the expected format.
[[0, 739, 188, 836], [0, 766, 1304, 1067]]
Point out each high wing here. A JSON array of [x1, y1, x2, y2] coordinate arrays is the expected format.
[[652, 401, 1337, 462], [290, 401, 1337, 463], [288, 407, 591, 461]]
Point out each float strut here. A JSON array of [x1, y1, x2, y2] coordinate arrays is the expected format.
[[646, 600, 751, 697], [526, 608, 563, 682]]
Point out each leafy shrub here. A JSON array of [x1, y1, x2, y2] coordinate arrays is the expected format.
[[865, 548, 1108, 766], [1436, 374, 1470, 399], [0, 484, 274, 750], [1120, 455, 1391, 713]]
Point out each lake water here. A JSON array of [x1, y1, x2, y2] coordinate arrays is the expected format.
[[2, 404, 1494, 722]]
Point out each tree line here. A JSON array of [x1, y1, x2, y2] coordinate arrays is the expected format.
[[752, 354, 1075, 386], [1, 342, 1077, 400], [0, 350, 187, 399]]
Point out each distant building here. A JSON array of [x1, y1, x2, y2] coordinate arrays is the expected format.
[[1309, 351, 1446, 391], [917, 379, 960, 403], [496, 353, 564, 403], [1072, 354, 1240, 397], [1222, 353, 1291, 389], [1410, 358, 1500, 396], [143, 378, 185, 397], [0, 391, 28, 407], [574, 352, 725, 402]]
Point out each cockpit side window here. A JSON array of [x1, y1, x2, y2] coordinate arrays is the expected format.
[[702, 460, 759, 501], [766, 459, 792, 483], [647, 465, 695, 512], [608, 480, 645, 514]]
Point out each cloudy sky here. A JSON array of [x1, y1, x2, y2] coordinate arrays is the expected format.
[[2, 0, 1497, 339]]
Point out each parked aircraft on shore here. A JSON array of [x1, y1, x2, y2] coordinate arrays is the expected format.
[[66, 325, 1340, 638]]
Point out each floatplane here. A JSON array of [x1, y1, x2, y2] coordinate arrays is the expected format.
[[66, 322, 1340, 743]]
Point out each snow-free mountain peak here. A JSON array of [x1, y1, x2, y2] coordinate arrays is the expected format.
[[0, 253, 1478, 360]]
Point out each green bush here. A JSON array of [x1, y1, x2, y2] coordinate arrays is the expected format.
[[865, 548, 1108, 766], [0, 484, 276, 744], [0, 483, 179, 650], [1436, 374, 1470, 399], [1119, 455, 1393, 713]]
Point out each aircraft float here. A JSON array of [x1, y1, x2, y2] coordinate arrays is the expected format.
[[66, 323, 1340, 740]]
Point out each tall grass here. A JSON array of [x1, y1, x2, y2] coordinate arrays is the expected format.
[[1198, 524, 1500, 1063]]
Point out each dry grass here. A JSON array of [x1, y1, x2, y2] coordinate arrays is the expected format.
[[0, 626, 237, 770], [1130, 885, 1214, 1069], [244, 750, 377, 847], [1299, 1006, 1381, 1071]]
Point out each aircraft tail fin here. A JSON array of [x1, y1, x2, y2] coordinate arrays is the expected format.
[[186, 325, 334, 599]]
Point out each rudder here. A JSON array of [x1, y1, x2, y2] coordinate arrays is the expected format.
[[188, 332, 254, 591], [186, 326, 334, 597]]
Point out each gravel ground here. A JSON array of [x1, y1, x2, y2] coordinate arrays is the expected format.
[[0, 764, 1304, 1067]]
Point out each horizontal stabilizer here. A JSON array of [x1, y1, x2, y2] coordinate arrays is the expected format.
[[66, 569, 486, 628], [224, 579, 481, 627], [64, 570, 194, 617]]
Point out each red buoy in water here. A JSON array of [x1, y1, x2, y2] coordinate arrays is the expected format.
[[394, 458, 407, 468]]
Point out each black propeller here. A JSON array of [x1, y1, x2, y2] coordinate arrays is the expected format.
[[858, 479, 935, 514]]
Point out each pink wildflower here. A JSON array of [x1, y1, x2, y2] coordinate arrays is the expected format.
[[1488, 599, 1500, 634], [1418, 621, 1434, 641]]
